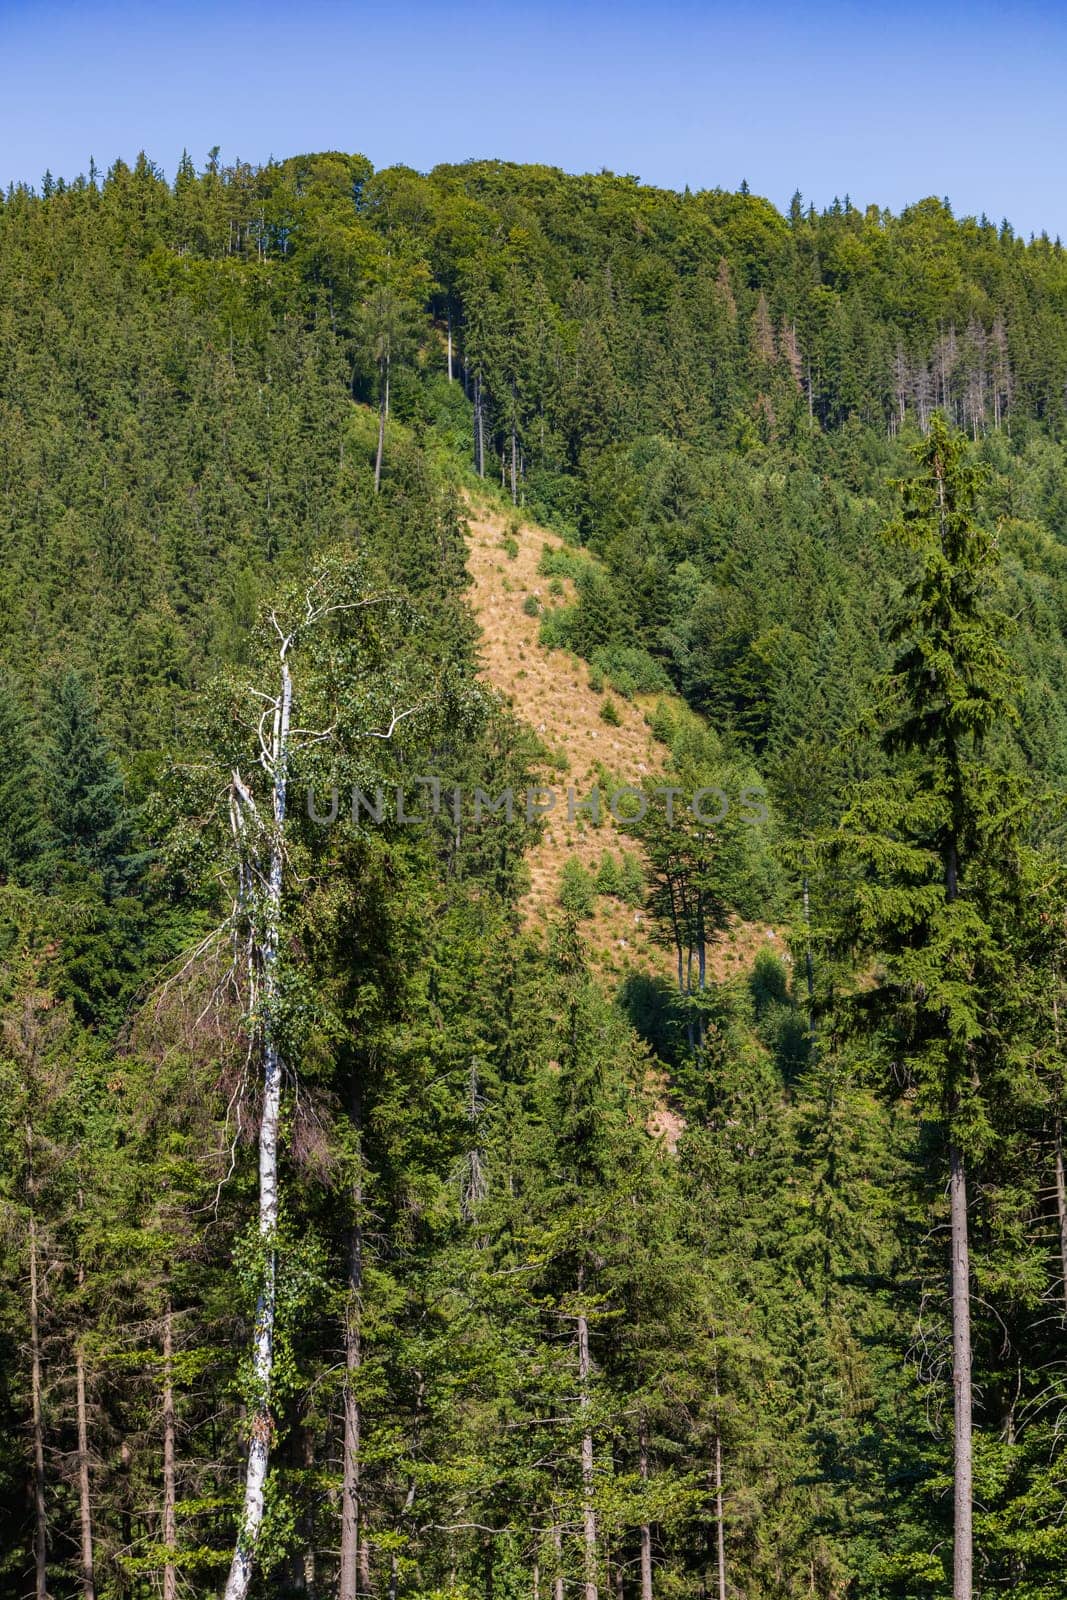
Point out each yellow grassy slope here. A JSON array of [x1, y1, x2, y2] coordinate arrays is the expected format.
[[463, 499, 782, 989]]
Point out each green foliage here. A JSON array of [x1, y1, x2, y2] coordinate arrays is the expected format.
[[0, 682, 49, 885], [3, 150, 1067, 1600], [590, 643, 671, 697], [558, 857, 597, 917]]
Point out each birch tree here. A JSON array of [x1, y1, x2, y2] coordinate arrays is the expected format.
[[214, 559, 433, 1600]]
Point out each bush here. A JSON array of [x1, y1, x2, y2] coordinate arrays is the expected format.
[[522, 593, 541, 617], [750, 949, 809, 1075], [539, 607, 577, 651], [600, 697, 622, 726], [591, 644, 671, 698], [618, 851, 645, 906], [595, 852, 622, 896], [649, 699, 676, 744], [537, 543, 586, 582], [558, 857, 596, 917]]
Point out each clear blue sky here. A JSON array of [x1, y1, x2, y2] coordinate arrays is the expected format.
[[2, 0, 1065, 237]]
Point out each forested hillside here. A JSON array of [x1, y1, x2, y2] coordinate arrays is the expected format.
[[3, 149, 1067, 1600]]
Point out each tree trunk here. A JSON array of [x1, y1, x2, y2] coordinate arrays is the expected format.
[[300, 1424, 317, 1593], [374, 361, 389, 495], [162, 1304, 177, 1600], [387, 1481, 416, 1600], [76, 1331, 96, 1600], [1052, 992, 1067, 1315], [72, 1212, 96, 1600], [475, 374, 485, 478], [802, 872, 816, 1041], [339, 1093, 366, 1600], [552, 1518, 564, 1600], [713, 1430, 726, 1600], [1056, 1117, 1067, 1315], [223, 653, 292, 1600], [950, 1142, 973, 1600], [510, 384, 518, 505], [29, 1195, 48, 1600], [638, 1424, 652, 1600], [577, 1311, 598, 1600]]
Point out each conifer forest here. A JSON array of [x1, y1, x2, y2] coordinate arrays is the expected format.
[[6, 148, 1067, 1600]]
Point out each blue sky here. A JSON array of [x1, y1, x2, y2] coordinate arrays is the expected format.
[[2, 0, 1065, 237]]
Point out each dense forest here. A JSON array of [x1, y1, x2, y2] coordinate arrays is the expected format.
[[3, 148, 1067, 1600]]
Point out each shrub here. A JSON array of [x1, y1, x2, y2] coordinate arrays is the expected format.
[[600, 697, 622, 726], [618, 851, 646, 906], [537, 543, 586, 582], [591, 644, 671, 698], [539, 607, 577, 651], [595, 852, 622, 896], [649, 699, 676, 744], [558, 857, 596, 917], [522, 593, 541, 617]]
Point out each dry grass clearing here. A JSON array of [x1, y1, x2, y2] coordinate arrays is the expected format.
[[463, 498, 784, 988]]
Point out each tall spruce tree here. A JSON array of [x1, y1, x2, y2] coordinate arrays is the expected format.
[[0, 683, 48, 885], [44, 672, 139, 899], [834, 415, 1017, 1600]]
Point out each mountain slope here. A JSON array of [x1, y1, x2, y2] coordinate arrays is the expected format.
[[464, 496, 783, 986]]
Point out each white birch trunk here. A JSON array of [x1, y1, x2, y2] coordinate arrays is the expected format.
[[162, 1304, 177, 1600], [224, 652, 292, 1600], [950, 1143, 973, 1600], [638, 1424, 652, 1600], [577, 1311, 598, 1600], [339, 1100, 366, 1600], [76, 1337, 95, 1600], [29, 1191, 48, 1600], [75, 1232, 96, 1600]]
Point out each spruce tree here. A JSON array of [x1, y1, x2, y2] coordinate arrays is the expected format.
[[834, 415, 1018, 1600], [43, 672, 139, 899], [0, 682, 48, 885]]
